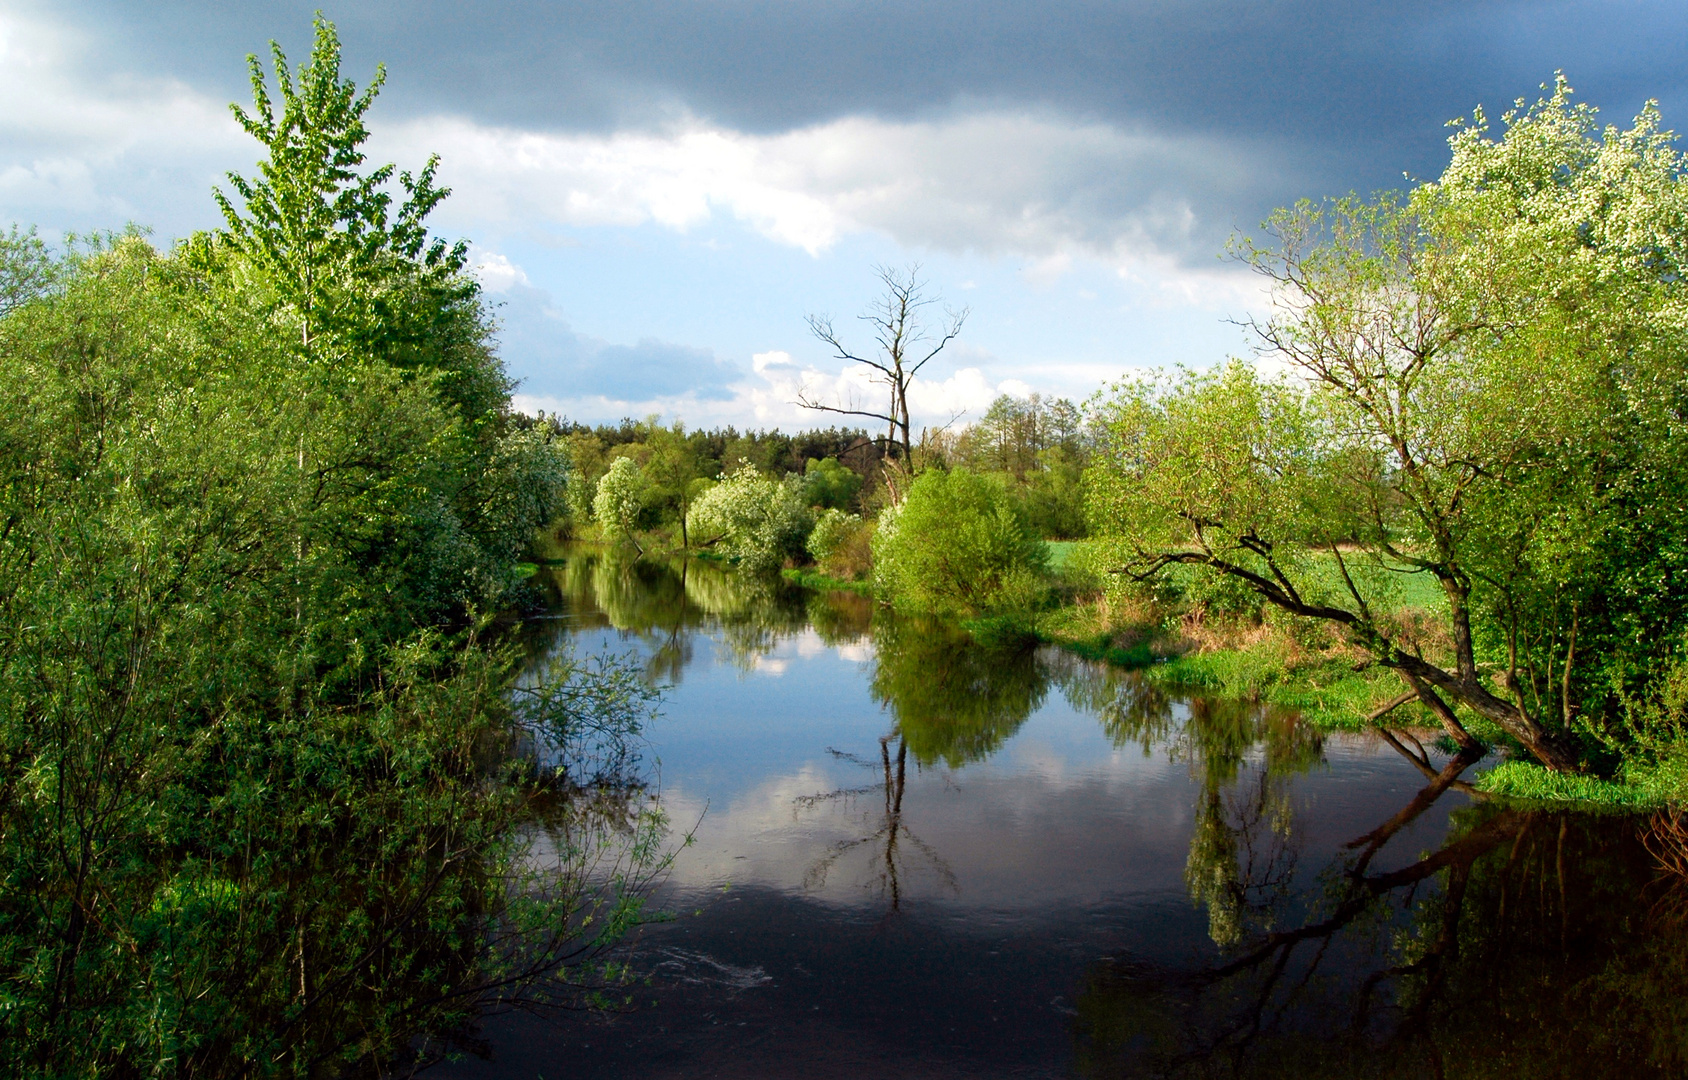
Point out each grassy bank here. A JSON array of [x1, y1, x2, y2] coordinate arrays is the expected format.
[[781, 567, 874, 596], [1017, 553, 1675, 813]]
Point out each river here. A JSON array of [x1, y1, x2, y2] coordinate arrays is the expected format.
[[436, 547, 1686, 1079]]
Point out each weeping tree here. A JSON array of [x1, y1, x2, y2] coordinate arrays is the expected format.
[[1087, 80, 1688, 774]]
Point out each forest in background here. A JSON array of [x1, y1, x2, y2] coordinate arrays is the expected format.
[[8, 9, 1688, 1075]]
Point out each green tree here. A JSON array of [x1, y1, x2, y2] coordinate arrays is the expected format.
[[686, 462, 813, 571], [643, 421, 712, 547], [1088, 81, 1688, 773], [801, 455, 864, 510], [0, 224, 55, 316], [0, 237, 657, 1075], [594, 456, 648, 553], [210, 16, 509, 429]]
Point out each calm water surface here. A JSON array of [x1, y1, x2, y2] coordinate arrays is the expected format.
[[439, 549, 1687, 1079]]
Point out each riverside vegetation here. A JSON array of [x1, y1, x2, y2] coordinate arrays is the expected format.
[[573, 82, 1688, 810], [7, 14, 1688, 1072], [0, 20, 669, 1077]]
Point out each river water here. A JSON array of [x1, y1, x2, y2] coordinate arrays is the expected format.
[[437, 549, 1687, 1079]]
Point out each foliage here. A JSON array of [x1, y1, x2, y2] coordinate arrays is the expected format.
[[807, 507, 863, 563], [210, 16, 509, 428], [956, 392, 1086, 478], [594, 456, 648, 551], [1087, 80, 1688, 773], [801, 455, 863, 510], [924, 392, 1093, 539], [872, 467, 1048, 614], [0, 224, 56, 317], [0, 20, 650, 1075], [685, 462, 813, 571], [528, 415, 879, 542]]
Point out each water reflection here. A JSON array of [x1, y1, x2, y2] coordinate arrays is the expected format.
[[797, 735, 959, 916], [869, 616, 1048, 768], [533, 547, 873, 682], [1073, 754, 1688, 1078], [492, 548, 1688, 1079]]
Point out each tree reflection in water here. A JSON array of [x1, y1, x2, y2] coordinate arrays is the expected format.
[[793, 614, 1056, 915], [869, 615, 1048, 768], [1072, 734, 1688, 1078], [529, 547, 824, 683], [796, 734, 958, 918], [529, 556, 1688, 1074]]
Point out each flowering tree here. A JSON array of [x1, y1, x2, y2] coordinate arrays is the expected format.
[[686, 463, 812, 571], [593, 457, 647, 553]]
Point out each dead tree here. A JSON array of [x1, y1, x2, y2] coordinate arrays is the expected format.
[[799, 265, 966, 500]]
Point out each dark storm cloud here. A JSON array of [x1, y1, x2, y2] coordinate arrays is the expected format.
[[36, 0, 1688, 203]]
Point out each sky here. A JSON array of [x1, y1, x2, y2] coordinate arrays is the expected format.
[[4, 1, 1687, 430]]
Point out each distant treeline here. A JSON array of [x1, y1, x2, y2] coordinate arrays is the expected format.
[[526, 391, 1093, 548]]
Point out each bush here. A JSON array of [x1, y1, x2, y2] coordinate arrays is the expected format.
[[808, 508, 873, 580], [801, 456, 863, 510], [871, 467, 1048, 614], [686, 462, 813, 570], [807, 508, 860, 560]]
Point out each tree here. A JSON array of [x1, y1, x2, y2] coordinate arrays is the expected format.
[[801, 455, 863, 510], [0, 225, 55, 317], [685, 463, 812, 571], [1087, 81, 1688, 774], [594, 456, 648, 554], [801, 265, 967, 499], [643, 420, 711, 548], [0, 237, 655, 1074], [211, 15, 510, 432]]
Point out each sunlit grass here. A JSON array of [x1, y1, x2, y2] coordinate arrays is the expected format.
[[1476, 761, 1667, 811]]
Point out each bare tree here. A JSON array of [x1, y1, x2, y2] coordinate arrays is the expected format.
[[800, 265, 967, 496]]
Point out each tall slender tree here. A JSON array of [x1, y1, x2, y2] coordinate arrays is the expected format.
[[213, 16, 464, 358]]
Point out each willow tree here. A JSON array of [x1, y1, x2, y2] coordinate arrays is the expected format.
[[1087, 80, 1688, 774]]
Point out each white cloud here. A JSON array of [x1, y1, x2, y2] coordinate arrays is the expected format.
[[0, 10, 247, 229], [0, 5, 1269, 427], [391, 109, 1274, 273], [0, 2, 1269, 298], [471, 250, 530, 292]]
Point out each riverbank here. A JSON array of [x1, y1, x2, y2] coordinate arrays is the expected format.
[[777, 548, 1688, 814]]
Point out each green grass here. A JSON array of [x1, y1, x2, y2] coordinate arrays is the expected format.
[[1288, 552, 1446, 615], [1475, 760, 1667, 811], [1044, 540, 1081, 573], [781, 567, 874, 596], [1143, 648, 1396, 730]]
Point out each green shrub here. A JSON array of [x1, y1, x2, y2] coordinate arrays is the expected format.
[[801, 455, 863, 510], [593, 456, 648, 549], [807, 508, 862, 561], [871, 467, 1048, 614]]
